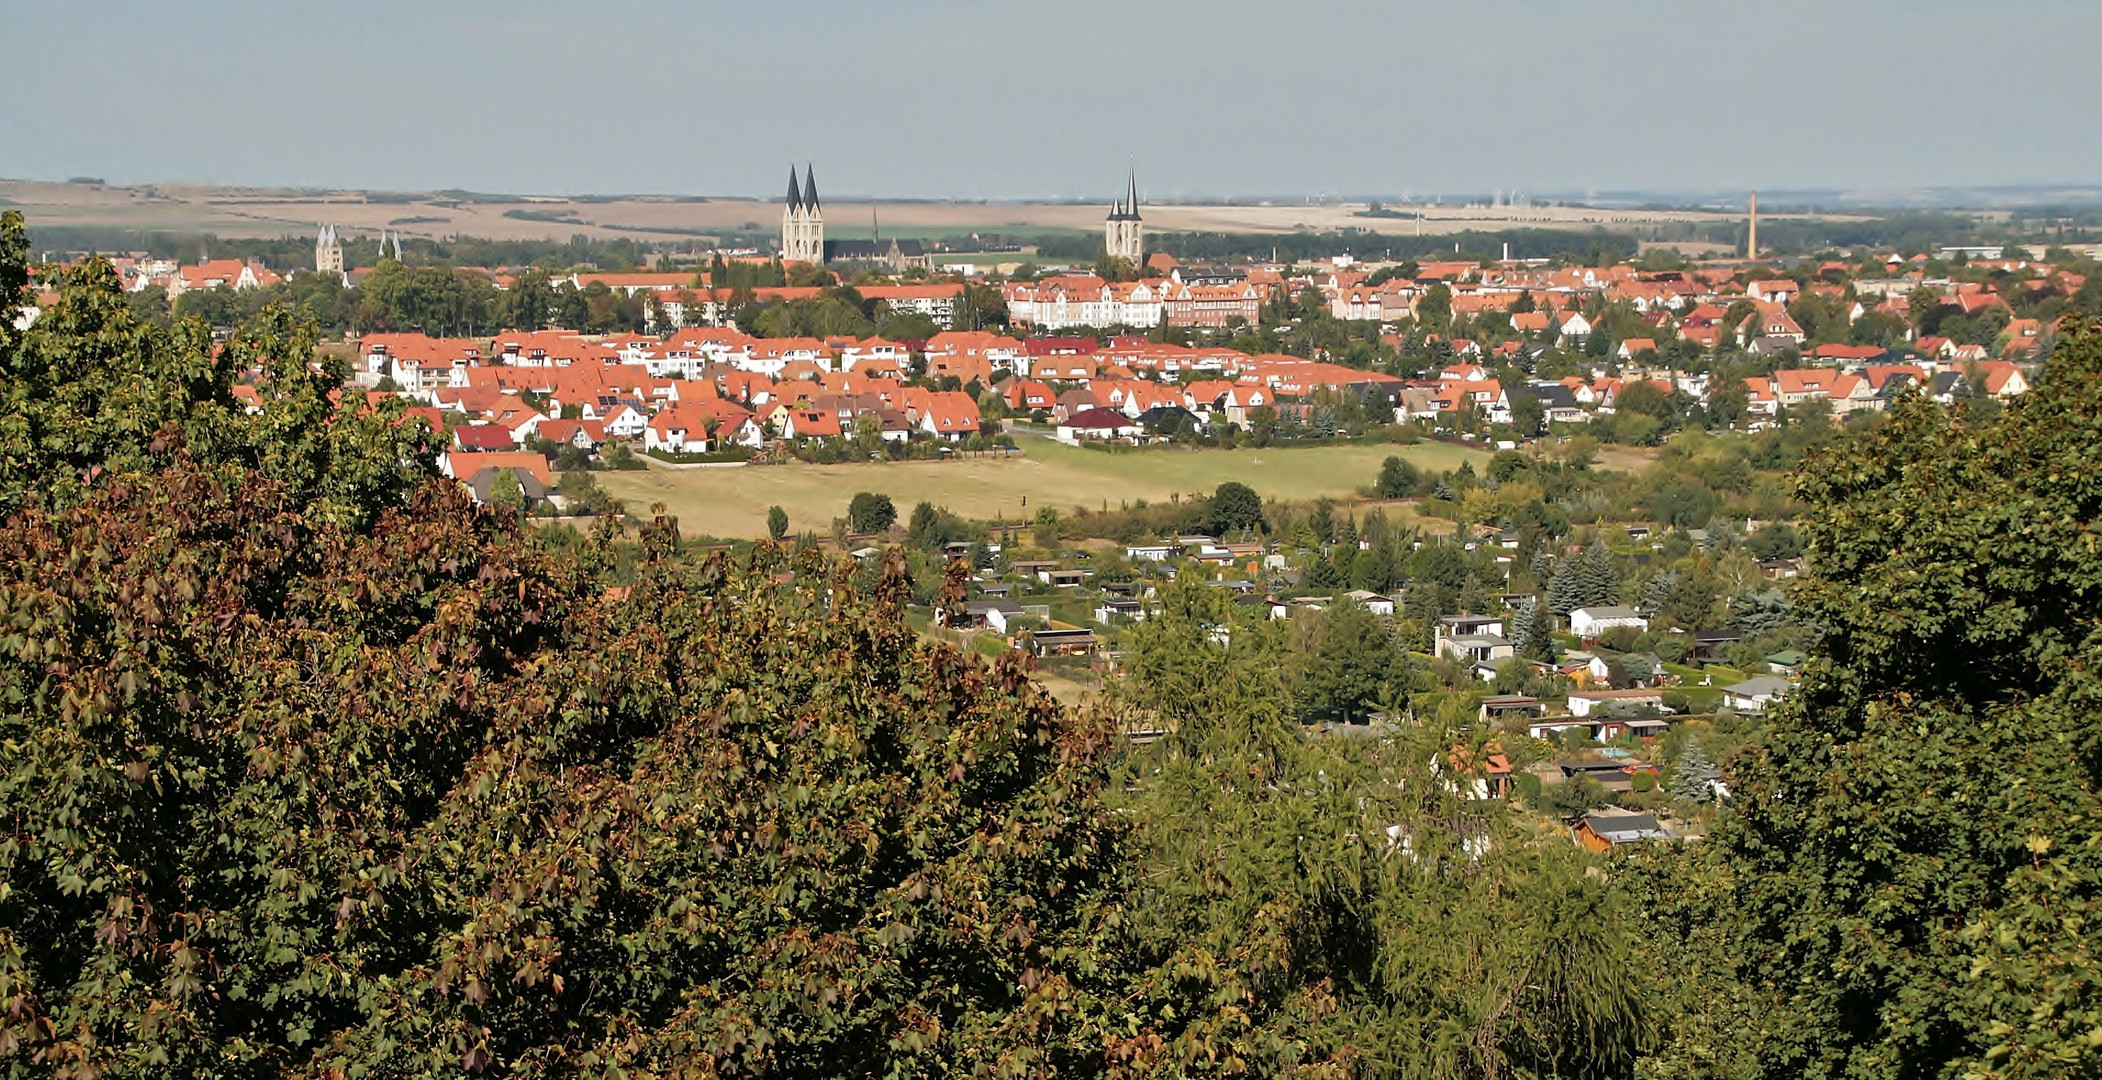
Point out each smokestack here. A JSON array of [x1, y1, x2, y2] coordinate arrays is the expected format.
[[1748, 190, 1759, 262]]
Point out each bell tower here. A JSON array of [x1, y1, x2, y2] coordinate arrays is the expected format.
[[1103, 172, 1143, 264], [781, 165, 826, 264]]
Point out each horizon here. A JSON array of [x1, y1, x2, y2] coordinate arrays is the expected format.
[[5, 0, 2100, 200]]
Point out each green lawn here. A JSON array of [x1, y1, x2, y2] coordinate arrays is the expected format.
[[596, 437, 1489, 540]]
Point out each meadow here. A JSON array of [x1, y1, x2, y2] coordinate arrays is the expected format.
[[595, 436, 1491, 540]]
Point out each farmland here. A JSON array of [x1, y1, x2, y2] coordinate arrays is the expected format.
[[594, 436, 1492, 540]]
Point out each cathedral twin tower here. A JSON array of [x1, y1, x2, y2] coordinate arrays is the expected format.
[[781, 165, 825, 265], [779, 165, 1142, 267], [1103, 172, 1144, 264]]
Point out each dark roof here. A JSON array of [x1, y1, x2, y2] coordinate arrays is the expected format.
[[824, 238, 927, 261], [786, 166, 802, 211], [804, 165, 819, 210], [1518, 382, 1580, 410], [1136, 404, 1201, 428], [1063, 406, 1132, 429]]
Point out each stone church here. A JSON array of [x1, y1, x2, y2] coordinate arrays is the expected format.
[[780, 165, 931, 274]]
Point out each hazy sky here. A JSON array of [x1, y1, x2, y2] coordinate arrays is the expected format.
[[5, 0, 2099, 200]]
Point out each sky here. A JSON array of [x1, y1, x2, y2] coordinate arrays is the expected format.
[[4, 0, 2100, 201]]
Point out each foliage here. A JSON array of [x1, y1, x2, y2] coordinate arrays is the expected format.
[[1207, 481, 1265, 536], [846, 491, 897, 535], [1375, 455, 1422, 498], [1113, 580, 1656, 1077], [765, 503, 789, 541], [0, 220, 1133, 1076], [1547, 544, 1620, 617], [0, 210, 438, 526], [1684, 317, 2102, 1079]]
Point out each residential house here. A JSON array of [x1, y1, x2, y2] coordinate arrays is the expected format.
[[1569, 605, 1648, 639], [1722, 675, 1792, 713]]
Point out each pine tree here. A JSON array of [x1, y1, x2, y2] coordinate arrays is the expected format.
[[1669, 737, 1720, 803], [1547, 559, 1580, 616], [1511, 596, 1554, 661], [1579, 542, 1622, 609]]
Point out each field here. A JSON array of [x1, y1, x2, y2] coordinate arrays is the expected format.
[[595, 437, 1490, 540], [1, 178, 1794, 247]]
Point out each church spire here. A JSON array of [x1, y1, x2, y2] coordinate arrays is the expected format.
[[1127, 171, 1139, 219], [803, 165, 820, 211], [786, 167, 802, 212]]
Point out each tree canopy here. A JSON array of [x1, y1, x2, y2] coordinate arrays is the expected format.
[[1682, 316, 2102, 1079]]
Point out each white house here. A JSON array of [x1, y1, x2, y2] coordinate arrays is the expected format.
[[1344, 590, 1397, 617], [1566, 689, 1666, 717], [1721, 675, 1792, 713], [1569, 605, 1648, 639], [1095, 598, 1146, 624]]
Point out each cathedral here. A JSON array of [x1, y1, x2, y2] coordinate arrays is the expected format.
[[1104, 173, 1143, 264], [780, 165, 931, 273], [314, 224, 343, 276]]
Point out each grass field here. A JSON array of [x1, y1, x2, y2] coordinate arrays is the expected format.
[[594, 437, 1490, 540]]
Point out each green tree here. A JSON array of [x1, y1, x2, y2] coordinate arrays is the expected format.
[[1686, 317, 2102, 1080], [766, 503, 789, 541], [1208, 480, 1265, 535], [0, 212, 436, 526], [1291, 598, 1399, 723], [1668, 737, 1720, 803], [1115, 578, 1655, 1077], [846, 490, 897, 534], [1510, 392, 1546, 438], [1376, 454, 1421, 498], [487, 465, 526, 516]]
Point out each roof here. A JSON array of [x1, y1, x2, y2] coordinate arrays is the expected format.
[[1062, 406, 1134, 429], [1579, 811, 1675, 844], [1571, 605, 1644, 621], [1724, 675, 1793, 696], [446, 450, 551, 487]]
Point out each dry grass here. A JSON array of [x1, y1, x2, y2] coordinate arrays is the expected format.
[[595, 437, 1491, 540]]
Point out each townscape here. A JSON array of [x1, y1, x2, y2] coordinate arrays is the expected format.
[[15, 167, 2072, 864], [9, 4, 2102, 1075]]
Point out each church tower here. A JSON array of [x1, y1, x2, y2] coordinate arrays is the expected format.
[[781, 165, 825, 264], [315, 224, 343, 276], [1104, 172, 1143, 264]]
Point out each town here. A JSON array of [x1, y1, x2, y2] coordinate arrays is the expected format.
[[16, 167, 2078, 859]]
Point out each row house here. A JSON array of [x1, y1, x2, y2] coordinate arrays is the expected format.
[[858, 283, 965, 328], [1165, 282, 1263, 328]]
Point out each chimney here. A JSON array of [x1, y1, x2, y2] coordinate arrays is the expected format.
[[1748, 191, 1759, 262]]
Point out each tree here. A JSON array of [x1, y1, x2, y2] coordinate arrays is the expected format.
[[0, 211, 436, 526], [1208, 480, 1264, 535], [1668, 737, 1720, 803], [1510, 392, 1546, 438], [1116, 579, 1654, 1077], [487, 465, 526, 516], [1376, 454, 1421, 498], [1548, 542, 1619, 616], [1416, 282, 1454, 333], [846, 490, 896, 534], [1308, 497, 1336, 545], [0, 222, 1133, 1075], [1510, 595, 1553, 661], [766, 503, 789, 540], [1685, 317, 2102, 1079], [1292, 598, 1399, 723]]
